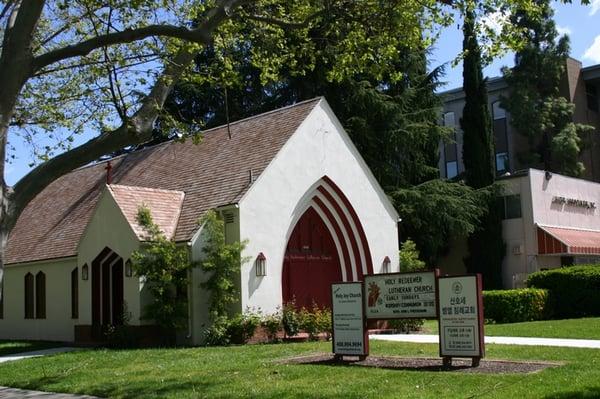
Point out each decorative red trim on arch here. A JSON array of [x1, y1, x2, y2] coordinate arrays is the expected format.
[[321, 176, 373, 274], [312, 197, 354, 280], [316, 186, 365, 279]]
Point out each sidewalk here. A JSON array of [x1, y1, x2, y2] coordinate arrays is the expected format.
[[370, 333, 600, 349], [0, 347, 80, 364], [0, 386, 101, 399]]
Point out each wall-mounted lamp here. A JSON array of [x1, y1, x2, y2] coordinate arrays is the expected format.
[[81, 264, 89, 281], [382, 256, 391, 273], [125, 260, 133, 277], [256, 252, 267, 277]]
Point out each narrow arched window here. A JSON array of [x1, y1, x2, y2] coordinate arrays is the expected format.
[[24, 273, 34, 319], [71, 267, 79, 319], [35, 271, 46, 319]]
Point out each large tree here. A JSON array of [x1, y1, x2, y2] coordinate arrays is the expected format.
[[460, 4, 504, 288], [501, 0, 593, 176], [0, 0, 458, 299], [0, 0, 574, 299]]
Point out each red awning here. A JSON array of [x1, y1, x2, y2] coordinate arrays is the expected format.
[[537, 225, 600, 255]]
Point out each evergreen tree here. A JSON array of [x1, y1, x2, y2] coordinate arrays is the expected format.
[[501, 0, 593, 176], [164, 20, 488, 266], [460, 5, 504, 289], [460, 6, 494, 189]]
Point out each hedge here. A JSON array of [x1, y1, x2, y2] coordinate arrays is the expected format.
[[527, 265, 600, 318], [483, 288, 551, 323]]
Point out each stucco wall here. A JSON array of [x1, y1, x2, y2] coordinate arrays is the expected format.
[[77, 188, 142, 326], [0, 257, 78, 341], [530, 169, 600, 230], [238, 100, 399, 314]]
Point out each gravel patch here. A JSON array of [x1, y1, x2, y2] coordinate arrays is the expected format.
[[279, 353, 563, 374]]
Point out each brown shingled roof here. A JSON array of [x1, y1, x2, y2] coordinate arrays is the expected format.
[[107, 185, 185, 240], [6, 98, 321, 265]]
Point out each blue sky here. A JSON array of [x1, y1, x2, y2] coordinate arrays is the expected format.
[[431, 0, 600, 90], [5, 1, 600, 186]]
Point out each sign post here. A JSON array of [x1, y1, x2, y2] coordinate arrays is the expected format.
[[437, 274, 485, 367], [331, 282, 368, 359], [363, 271, 439, 320]]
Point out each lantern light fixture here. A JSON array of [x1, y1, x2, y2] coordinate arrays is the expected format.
[[256, 252, 267, 277], [81, 264, 89, 281], [125, 260, 133, 277]]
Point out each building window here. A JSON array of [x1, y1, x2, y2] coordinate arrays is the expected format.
[[587, 84, 599, 112], [492, 101, 509, 174], [501, 194, 522, 219], [24, 273, 34, 319], [71, 267, 79, 319], [496, 152, 509, 174], [35, 271, 46, 319], [446, 161, 458, 179], [443, 112, 459, 179]]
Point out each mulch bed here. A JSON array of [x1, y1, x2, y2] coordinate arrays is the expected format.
[[279, 353, 563, 374]]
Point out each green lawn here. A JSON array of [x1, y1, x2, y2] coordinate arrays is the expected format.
[[422, 317, 600, 339], [0, 341, 63, 357], [0, 340, 600, 398]]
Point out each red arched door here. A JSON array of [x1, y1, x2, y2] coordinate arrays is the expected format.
[[282, 207, 342, 309]]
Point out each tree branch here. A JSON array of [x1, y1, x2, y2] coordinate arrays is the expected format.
[[11, 0, 248, 218], [244, 10, 325, 29]]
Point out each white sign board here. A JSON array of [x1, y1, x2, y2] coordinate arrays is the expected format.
[[438, 275, 484, 358], [331, 282, 367, 356], [364, 271, 437, 319]]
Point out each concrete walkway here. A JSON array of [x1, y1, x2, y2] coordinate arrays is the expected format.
[[0, 386, 101, 399], [370, 334, 600, 349], [0, 347, 81, 364]]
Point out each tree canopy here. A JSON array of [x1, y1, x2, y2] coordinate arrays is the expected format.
[[500, 0, 594, 177], [0, 0, 585, 296]]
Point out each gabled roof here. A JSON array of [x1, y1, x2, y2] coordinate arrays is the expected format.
[[107, 184, 185, 240], [6, 98, 321, 265]]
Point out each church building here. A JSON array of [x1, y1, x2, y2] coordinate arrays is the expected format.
[[0, 98, 399, 345]]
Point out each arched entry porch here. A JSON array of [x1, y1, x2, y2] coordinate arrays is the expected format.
[[91, 247, 124, 339], [282, 176, 373, 310]]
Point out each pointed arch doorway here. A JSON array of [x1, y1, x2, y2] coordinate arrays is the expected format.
[[282, 207, 341, 309]]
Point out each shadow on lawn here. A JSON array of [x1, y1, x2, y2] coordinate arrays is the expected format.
[[544, 386, 600, 399], [20, 376, 215, 399]]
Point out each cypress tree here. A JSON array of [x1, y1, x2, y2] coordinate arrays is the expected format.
[[460, 6, 494, 189], [460, 6, 504, 289]]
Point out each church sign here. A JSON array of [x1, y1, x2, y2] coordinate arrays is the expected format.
[[331, 282, 368, 357], [438, 275, 485, 364], [363, 271, 438, 319]]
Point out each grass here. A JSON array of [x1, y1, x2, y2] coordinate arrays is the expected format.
[[422, 317, 600, 339], [0, 341, 63, 357], [0, 340, 600, 398]]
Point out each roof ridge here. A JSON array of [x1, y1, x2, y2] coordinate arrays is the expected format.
[[109, 184, 185, 196], [70, 97, 323, 174]]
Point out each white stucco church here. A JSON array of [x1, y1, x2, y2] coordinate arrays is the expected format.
[[0, 98, 399, 344]]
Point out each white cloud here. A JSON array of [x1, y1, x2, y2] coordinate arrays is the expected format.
[[556, 25, 572, 37], [590, 0, 600, 16], [583, 35, 600, 63]]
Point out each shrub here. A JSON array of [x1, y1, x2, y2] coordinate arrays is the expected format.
[[483, 288, 551, 323], [227, 312, 261, 344], [387, 318, 424, 333], [261, 311, 282, 342], [527, 265, 600, 318], [202, 311, 261, 346], [282, 302, 300, 337]]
